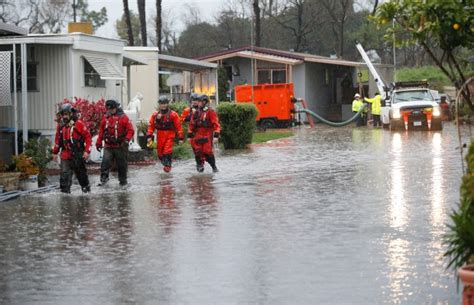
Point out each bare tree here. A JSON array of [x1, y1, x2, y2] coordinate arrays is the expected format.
[[181, 3, 202, 27], [148, 9, 177, 52], [272, 0, 320, 52], [137, 0, 147, 46], [320, 0, 354, 57], [123, 0, 134, 46]]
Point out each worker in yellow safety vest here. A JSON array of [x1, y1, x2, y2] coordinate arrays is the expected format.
[[365, 92, 382, 127], [352, 93, 364, 127]]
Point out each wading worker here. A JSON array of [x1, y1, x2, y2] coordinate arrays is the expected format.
[[181, 93, 200, 123], [365, 92, 382, 127], [188, 95, 221, 173], [52, 104, 92, 194], [96, 99, 134, 186], [147, 96, 184, 173], [352, 93, 364, 127]]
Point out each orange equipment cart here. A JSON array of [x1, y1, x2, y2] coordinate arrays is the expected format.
[[235, 83, 296, 128]]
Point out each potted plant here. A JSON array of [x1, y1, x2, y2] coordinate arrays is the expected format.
[[444, 142, 474, 303], [22, 138, 52, 187], [136, 120, 149, 149], [12, 153, 40, 190], [0, 160, 22, 192]]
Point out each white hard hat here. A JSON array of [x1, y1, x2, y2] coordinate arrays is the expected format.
[[354, 93, 361, 98]]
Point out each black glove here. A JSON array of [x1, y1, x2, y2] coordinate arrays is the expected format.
[[214, 132, 220, 138], [122, 140, 129, 149], [187, 132, 194, 139]]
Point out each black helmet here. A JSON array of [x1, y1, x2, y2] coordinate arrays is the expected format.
[[199, 94, 209, 104], [105, 99, 120, 109], [190, 93, 200, 101], [158, 96, 170, 105], [60, 103, 75, 114]]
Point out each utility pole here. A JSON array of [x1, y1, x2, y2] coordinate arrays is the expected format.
[[393, 18, 396, 82], [250, 6, 255, 104]]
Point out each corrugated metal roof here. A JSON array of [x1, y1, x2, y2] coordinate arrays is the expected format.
[[159, 54, 217, 71], [83, 55, 124, 80], [198, 45, 363, 67], [211, 50, 302, 65], [0, 22, 28, 36]]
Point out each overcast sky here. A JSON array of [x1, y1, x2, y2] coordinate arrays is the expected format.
[[88, 0, 223, 39]]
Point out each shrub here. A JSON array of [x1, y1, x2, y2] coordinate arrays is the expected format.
[[395, 66, 451, 92], [217, 103, 257, 149], [169, 102, 189, 116], [58, 97, 106, 136], [172, 142, 193, 160], [444, 142, 474, 271], [23, 138, 52, 186]]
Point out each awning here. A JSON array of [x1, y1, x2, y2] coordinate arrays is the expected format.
[[158, 54, 217, 72], [123, 51, 148, 66], [83, 55, 124, 80]]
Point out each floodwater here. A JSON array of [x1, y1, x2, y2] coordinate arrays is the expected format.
[[0, 122, 468, 305]]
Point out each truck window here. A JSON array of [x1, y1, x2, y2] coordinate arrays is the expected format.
[[393, 90, 434, 103]]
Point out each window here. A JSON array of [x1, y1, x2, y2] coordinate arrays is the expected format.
[[14, 63, 38, 91], [272, 70, 286, 84], [84, 59, 105, 88], [11, 46, 39, 92], [258, 70, 271, 84], [257, 69, 286, 84]]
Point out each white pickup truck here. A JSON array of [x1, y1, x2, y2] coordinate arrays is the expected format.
[[381, 82, 443, 131]]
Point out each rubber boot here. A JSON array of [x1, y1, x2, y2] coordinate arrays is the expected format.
[[98, 176, 109, 186], [195, 155, 204, 173], [163, 155, 172, 173], [82, 185, 91, 193], [206, 155, 219, 173]]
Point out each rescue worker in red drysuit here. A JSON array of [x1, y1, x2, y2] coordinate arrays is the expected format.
[[52, 104, 92, 193], [96, 99, 134, 186], [188, 94, 221, 173], [146, 96, 184, 173], [180, 93, 200, 123]]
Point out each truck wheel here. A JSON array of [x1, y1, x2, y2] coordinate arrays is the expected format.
[[431, 119, 443, 131], [390, 120, 400, 131], [260, 119, 276, 129]]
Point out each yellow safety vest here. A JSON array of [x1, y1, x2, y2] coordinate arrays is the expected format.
[[365, 95, 381, 115], [352, 99, 362, 112]]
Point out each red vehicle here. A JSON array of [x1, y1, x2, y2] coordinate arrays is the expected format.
[[235, 83, 296, 128]]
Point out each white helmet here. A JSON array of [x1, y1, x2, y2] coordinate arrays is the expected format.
[[354, 93, 361, 98]]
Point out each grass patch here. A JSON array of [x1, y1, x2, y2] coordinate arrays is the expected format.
[[252, 131, 293, 144]]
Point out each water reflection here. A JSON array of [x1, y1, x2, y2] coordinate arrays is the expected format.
[[390, 133, 407, 229], [155, 179, 180, 235], [386, 238, 412, 303], [187, 175, 218, 228], [58, 197, 95, 245], [430, 133, 444, 227]]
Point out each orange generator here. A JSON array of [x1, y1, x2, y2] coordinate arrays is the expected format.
[[235, 83, 296, 128]]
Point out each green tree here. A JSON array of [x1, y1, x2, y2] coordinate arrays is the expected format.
[[74, 0, 108, 32], [115, 11, 142, 46], [371, 0, 473, 109]]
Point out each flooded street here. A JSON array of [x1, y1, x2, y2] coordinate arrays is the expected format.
[[0, 122, 467, 305]]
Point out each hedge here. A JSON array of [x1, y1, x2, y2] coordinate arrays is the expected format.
[[217, 103, 257, 149]]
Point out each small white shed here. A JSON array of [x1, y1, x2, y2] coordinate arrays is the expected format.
[[0, 33, 130, 139]]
